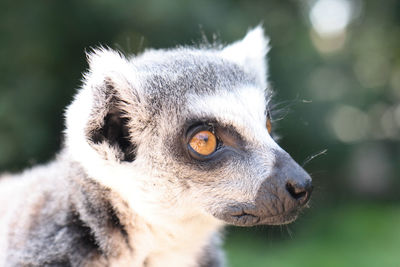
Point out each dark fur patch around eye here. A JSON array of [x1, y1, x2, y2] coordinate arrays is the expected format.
[[168, 118, 248, 171], [183, 118, 246, 150]]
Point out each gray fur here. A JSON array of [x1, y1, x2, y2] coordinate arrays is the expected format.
[[2, 158, 130, 266], [0, 27, 312, 266]]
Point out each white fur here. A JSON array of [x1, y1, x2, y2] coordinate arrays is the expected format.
[[187, 86, 278, 149], [221, 26, 270, 89]]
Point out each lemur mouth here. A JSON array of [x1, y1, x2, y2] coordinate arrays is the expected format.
[[227, 210, 299, 227], [213, 202, 308, 227]]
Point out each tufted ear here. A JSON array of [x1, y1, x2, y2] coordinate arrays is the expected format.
[[65, 48, 146, 164], [221, 26, 270, 88]]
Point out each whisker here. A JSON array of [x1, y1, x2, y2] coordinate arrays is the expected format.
[[269, 96, 310, 122], [137, 36, 145, 54], [286, 225, 293, 239], [302, 149, 328, 167]]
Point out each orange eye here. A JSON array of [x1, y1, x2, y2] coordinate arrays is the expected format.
[[189, 130, 217, 156], [266, 117, 272, 134]]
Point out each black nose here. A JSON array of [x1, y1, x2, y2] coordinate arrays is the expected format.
[[285, 179, 312, 203]]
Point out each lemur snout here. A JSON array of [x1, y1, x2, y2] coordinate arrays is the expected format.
[[265, 150, 313, 213], [214, 150, 312, 227], [238, 166, 312, 227], [253, 151, 313, 225]]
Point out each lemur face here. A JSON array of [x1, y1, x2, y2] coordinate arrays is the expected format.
[[65, 26, 311, 228], [163, 87, 311, 226]]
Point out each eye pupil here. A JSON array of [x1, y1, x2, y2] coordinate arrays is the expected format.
[[197, 133, 208, 142], [189, 130, 217, 156]]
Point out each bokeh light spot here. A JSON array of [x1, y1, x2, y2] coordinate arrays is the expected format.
[[329, 105, 370, 142], [309, 0, 352, 37]]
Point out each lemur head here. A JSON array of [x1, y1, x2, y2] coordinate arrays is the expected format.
[[65, 26, 312, 228]]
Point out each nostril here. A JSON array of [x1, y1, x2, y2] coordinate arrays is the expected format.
[[285, 181, 312, 201]]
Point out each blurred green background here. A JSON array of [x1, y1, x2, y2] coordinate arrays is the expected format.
[[0, 0, 399, 266]]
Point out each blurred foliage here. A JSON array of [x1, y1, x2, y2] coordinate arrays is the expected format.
[[225, 203, 400, 267], [0, 0, 399, 265]]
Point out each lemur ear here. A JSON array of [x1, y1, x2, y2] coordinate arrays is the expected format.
[[221, 25, 270, 88], [65, 48, 144, 164]]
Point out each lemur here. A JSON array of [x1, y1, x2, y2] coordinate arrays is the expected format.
[[0, 26, 312, 267]]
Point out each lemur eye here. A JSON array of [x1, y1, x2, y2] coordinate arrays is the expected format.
[[189, 130, 217, 156], [266, 117, 272, 134], [266, 110, 272, 134]]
